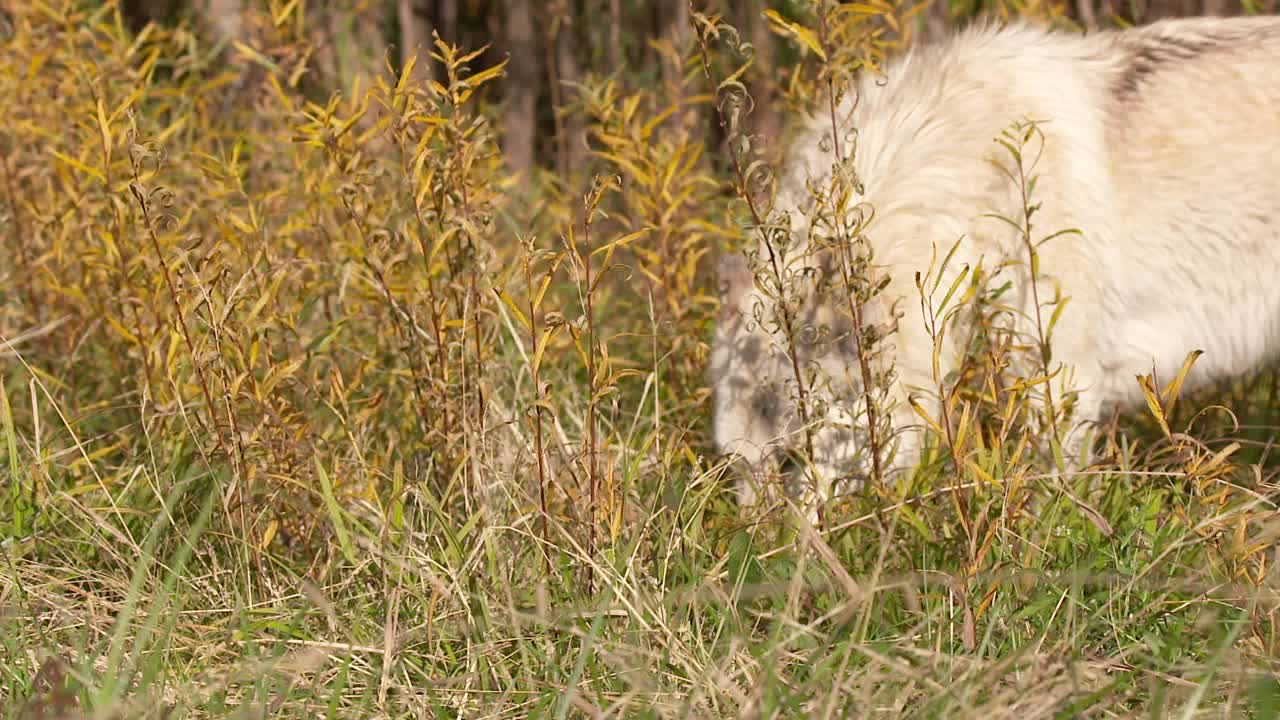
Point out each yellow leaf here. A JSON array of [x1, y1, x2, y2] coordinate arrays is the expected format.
[[104, 315, 139, 345], [396, 52, 419, 96], [156, 115, 188, 144], [533, 272, 554, 310], [592, 151, 651, 186], [1136, 374, 1171, 440], [315, 457, 355, 564], [233, 40, 283, 73], [1197, 441, 1240, 475], [842, 3, 893, 15], [764, 9, 827, 60], [456, 45, 489, 66], [1, 379, 19, 490], [224, 212, 255, 235], [641, 103, 680, 139], [272, 0, 301, 27], [109, 85, 145, 125], [1162, 349, 1203, 419], [52, 150, 105, 183], [464, 59, 508, 90], [590, 227, 651, 257], [965, 458, 998, 486], [495, 289, 531, 333], [532, 328, 558, 376], [259, 519, 278, 550], [908, 396, 947, 439]]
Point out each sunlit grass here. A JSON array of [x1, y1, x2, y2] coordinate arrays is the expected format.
[[0, 2, 1277, 718]]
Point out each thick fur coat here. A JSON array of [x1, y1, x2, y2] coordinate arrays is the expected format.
[[712, 16, 1280, 509]]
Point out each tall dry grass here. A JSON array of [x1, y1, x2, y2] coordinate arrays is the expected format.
[[0, 1, 1277, 717]]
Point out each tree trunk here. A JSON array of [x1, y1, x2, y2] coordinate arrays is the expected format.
[[398, 0, 435, 85], [503, 0, 539, 182], [441, 0, 458, 45], [206, 0, 244, 46], [320, 2, 388, 134], [609, 0, 622, 72], [661, 0, 691, 90], [1076, 0, 1097, 28], [202, 0, 250, 121], [313, 2, 387, 98], [921, 0, 952, 42], [1201, 0, 1231, 15], [121, 0, 171, 31], [747, 0, 779, 149], [552, 3, 586, 179]]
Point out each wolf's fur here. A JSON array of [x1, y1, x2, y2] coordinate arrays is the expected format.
[[712, 16, 1280, 510]]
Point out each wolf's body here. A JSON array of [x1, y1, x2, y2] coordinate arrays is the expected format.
[[712, 15, 1280, 510]]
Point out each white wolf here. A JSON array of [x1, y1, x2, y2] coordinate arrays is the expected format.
[[711, 15, 1280, 512]]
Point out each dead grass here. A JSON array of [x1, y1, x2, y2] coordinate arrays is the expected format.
[[0, 1, 1278, 718]]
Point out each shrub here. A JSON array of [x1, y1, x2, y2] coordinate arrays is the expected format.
[[1, 1, 1276, 717]]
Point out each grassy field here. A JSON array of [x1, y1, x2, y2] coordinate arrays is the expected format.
[[2, 2, 1279, 718]]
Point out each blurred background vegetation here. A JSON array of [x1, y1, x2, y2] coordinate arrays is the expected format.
[[2, 0, 1279, 717], [114, 0, 1278, 182]]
